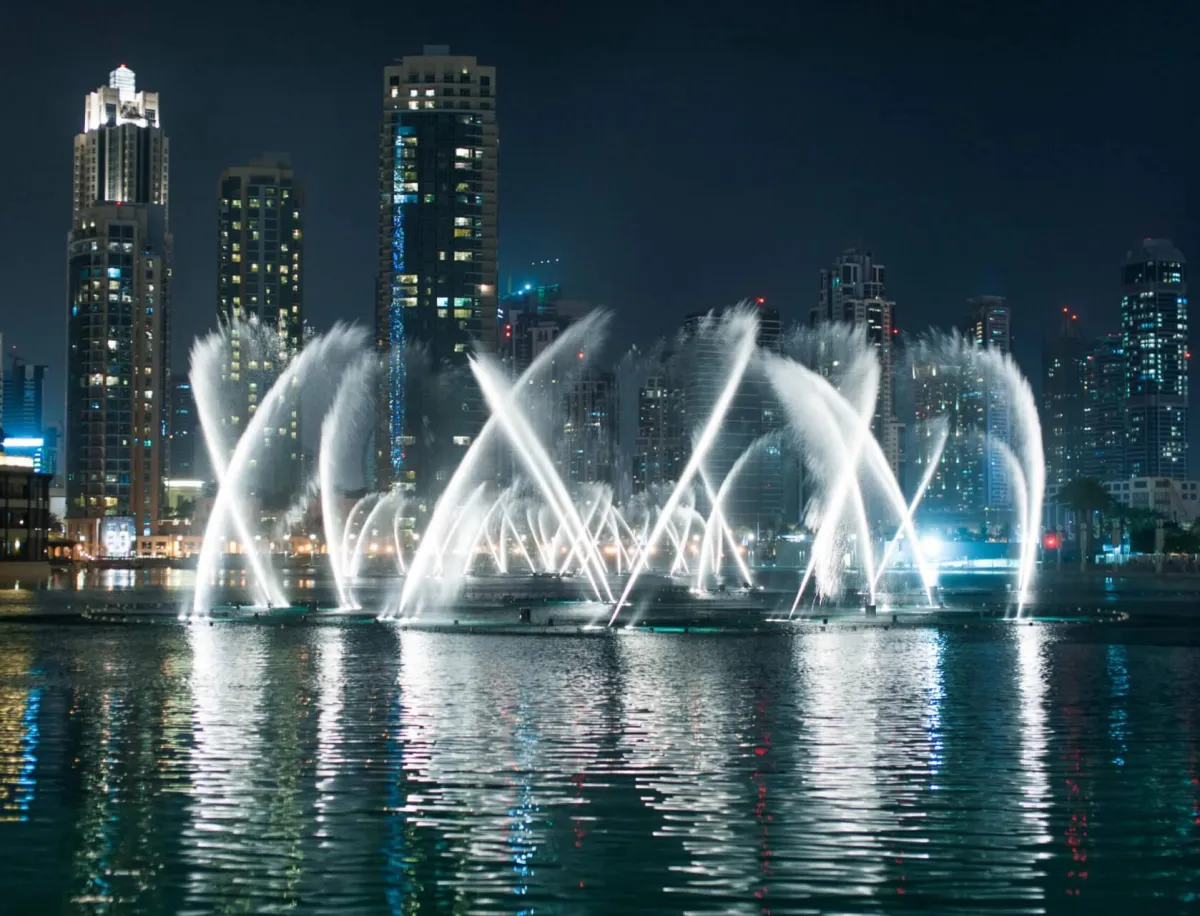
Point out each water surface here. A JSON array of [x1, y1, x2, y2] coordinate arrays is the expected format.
[[1, 591, 1198, 913]]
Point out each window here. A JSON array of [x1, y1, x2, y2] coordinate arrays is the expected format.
[[454, 251, 473, 261]]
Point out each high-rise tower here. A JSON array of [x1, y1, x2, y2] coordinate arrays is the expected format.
[[1042, 309, 1086, 487], [217, 157, 304, 502], [66, 66, 171, 553], [376, 47, 499, 494], [1121, 239, 1188, 478], [72, 65, 168, 216], [814, 249, 902, 476], [962, 296, 1012, 510], [1083, 333, 1126, 481]]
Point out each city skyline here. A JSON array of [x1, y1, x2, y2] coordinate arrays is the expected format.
[[5, 0, 1196, 443]]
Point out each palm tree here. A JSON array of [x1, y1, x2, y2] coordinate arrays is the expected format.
[[1058, 478, 1110, 570]]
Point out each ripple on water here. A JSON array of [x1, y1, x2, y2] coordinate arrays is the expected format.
[[0, 620, 1196, 913]]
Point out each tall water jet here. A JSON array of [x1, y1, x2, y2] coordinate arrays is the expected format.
[[871, 417, 949, 594], [762, 346, 936, 610], [914, 332, 1045, 613], [191, 323, 368, 616], [695, 436, 776, 591], [391, 311, 610, 618], [610, 310, 759, 625], [975, 347, 1044, 612], [470, 355, 613, 600], [189, 323, 284, 610], [319, 353, 378, 609]]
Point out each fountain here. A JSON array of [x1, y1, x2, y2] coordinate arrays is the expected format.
[[185, 307, 1046, 624]]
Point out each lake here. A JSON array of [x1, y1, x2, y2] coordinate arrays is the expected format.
[[0, 580, 1198, 913]]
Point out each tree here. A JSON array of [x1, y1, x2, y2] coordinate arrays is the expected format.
[[1058, 477, 1111, 569]]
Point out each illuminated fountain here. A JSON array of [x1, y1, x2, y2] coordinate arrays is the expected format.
[[186, 307, 1045, 623]]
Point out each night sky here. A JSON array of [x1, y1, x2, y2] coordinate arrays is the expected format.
[[4, 0, 1198, 429]]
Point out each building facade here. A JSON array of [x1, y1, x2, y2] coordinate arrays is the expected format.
[[167, 373, 202, 482], [66, 204, 169, 541], [813, 249, 903, 475], [1083, 333, 1126, 481], [66, 66, 170, 552], [561, 369, 618, 486], [216, 157, 304, 502], [1121, 239, 1188, 478], [1042, 309, 1086, 487], [0, 456, 52, 566], [1103, 477, 1200, 525], [376, 47, 498, 495], [1, 358, 56, 478], [962, 296, 1012, 510], [634, 359, 686, 493]]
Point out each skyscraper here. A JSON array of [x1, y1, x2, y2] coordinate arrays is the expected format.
[[634, 359, 686, 493], [72, 65, 168, 217], [167, 373, 202, 481], [1121, 239, 1188, 478], [66, 66, 171, 550], [561, 369, 618, 486], [963, 296, 1012, 509], [1083, 333, 1126, 481], [377, 47, 498, 494], [1042, 309, 1086, 487], [2, 358, 45, 441], [216, 157, 304, 501], [1, 357, 55, 478], [814, 249, 902, 475]]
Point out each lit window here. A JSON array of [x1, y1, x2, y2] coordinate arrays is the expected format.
[[453, 251, 473, 261]]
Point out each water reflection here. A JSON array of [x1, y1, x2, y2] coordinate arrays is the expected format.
[[0, 621, 1195, 912], [0, 641, 37, 823]]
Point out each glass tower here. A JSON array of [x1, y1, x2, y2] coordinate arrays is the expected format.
[[66, 66, 171, 551], [376, 47, 498, 496], [1121, 239, 1188, 478]]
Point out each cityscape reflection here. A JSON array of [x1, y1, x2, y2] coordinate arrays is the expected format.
[[0, 621, 1196, 912]]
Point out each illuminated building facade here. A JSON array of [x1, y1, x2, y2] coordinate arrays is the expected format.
[[561, 369, 618, 486], [1042, 309, 1086, 487], [66, 66, 170, 553], [814, 249, 903, 476], [1, 358, 55, 478], [1122, 239, 1188, 478], [376, 47, 498, 494], [634, 358, 686, 493], [1083, 333, 1126, 480], [217, 157, 304, 502], [962, 296, 1012, 509], [167, 374, 202, 481], [0, 457, 51, 564], [66, 205, 168, 541]]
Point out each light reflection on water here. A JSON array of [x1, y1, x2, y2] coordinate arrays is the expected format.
[[0, 616, 1197, 913]]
